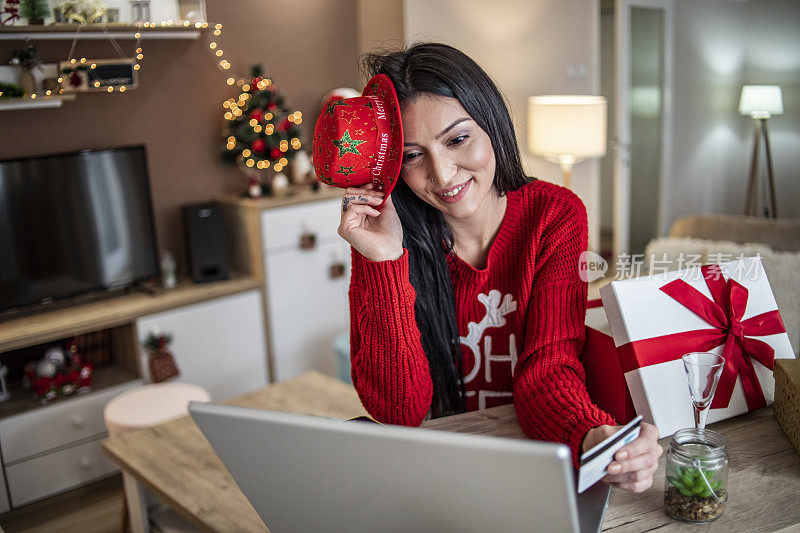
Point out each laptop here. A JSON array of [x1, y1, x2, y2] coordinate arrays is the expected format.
[[189, 402, 610, 533]]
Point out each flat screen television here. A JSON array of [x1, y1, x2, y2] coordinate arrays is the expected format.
[[0, 145, 160, 313]]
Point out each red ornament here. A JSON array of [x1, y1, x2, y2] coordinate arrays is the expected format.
[[266, 102, 278, 111], [252, 138, 267, 153], [69, 71, 82, 87], [279, 118, 291, 131], [249, 109, 262, 122], [270, 148, 281, 160], [251, 76, 263, 86]]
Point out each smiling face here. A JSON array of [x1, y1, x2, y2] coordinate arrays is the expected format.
[[400, 94, 501, 225]]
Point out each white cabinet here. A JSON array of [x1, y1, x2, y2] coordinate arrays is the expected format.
[[0, 380, 141, 507], [260, 198, 351, 382], [136, 289, 268, 400]]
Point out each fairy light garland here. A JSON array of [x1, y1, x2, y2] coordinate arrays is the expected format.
[[14, 19, 223, 102]]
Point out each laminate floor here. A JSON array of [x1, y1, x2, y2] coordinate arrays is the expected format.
[[0, 475, 124, 533]]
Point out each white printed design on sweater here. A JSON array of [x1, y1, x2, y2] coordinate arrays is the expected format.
[[459, 290, 518, 409]]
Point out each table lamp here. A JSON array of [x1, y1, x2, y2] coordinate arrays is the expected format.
[[739, 85, 782, 218], [527, 95, 607, 189]]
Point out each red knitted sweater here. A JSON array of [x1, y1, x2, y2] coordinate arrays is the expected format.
[[348, 179, 615, 466]]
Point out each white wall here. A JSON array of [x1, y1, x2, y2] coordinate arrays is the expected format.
[[403, 0, 603, 252], [671, 0, 800, 223]]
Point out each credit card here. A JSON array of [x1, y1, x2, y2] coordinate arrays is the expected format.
[[577, 415, 643, 493]]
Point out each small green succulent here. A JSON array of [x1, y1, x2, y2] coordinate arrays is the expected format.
[[668, 466, 722, 498]]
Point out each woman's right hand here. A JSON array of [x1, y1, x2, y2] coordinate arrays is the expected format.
[[338, 185, 404, 262]]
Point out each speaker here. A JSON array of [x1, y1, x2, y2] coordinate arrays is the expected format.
[[182, 202, 229, 283]]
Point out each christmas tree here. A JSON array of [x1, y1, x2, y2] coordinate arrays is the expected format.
[[222, 65, 304, 183]]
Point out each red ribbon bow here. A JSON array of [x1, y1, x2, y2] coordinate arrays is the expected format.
[[617, 264, 786, 411]]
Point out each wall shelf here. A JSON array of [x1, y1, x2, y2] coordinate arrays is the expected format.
[[0, 25, 201, 41], [0, 94, 75, 111]]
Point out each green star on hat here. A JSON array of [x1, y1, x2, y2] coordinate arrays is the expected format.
[[332, 130, 365, 158]]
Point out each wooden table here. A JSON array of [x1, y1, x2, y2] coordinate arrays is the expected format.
[[103, 372, 800, 532]]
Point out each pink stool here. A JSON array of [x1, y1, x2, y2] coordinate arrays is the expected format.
[[104, 383, 210, 533]]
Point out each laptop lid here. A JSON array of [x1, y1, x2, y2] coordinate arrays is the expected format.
[[189, 402, 602, 533]]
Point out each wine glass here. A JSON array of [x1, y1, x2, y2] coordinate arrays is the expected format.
[[682, 352, 725, 430]]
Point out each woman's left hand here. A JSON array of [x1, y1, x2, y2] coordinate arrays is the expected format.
[[581, 422, 663, 493]]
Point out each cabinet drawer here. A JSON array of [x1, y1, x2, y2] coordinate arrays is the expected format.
[[0, 380, 141, 464], [5, 437, 119, 507], [260, 198, 342, 253]]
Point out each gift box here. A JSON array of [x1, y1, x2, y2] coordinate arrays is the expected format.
[[774, 358, 800, 455], [580, 299, 637, 424], [599, 256, 794, 438]]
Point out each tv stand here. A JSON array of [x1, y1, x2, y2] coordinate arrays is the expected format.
[[0, 274, 266, 513]]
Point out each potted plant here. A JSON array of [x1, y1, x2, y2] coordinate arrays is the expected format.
[[20, 0, 49, 25]]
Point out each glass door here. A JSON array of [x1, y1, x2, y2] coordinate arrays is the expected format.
[[613, 0, 673, 258]]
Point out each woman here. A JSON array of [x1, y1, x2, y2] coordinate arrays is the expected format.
[[328, 43, 660, 492]]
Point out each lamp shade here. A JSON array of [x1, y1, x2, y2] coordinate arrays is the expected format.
[[739, 85, 783, 118], [527, 95, 607, 160]]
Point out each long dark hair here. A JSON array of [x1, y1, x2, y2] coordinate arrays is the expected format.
[[362, 43, 529, 417]]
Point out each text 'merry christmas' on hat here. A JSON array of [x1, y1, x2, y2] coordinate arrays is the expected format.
[[313, 74, 403, 207]]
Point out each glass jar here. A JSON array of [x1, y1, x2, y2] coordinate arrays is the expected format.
[[664, 428, 729, 523]]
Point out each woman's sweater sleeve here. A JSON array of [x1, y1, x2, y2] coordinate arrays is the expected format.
[[348, 248, 433, 426], [512, 191, 616, 467]]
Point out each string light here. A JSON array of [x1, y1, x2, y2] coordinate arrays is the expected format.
[[107, 86, 114, 92], [279, 157, 288, 166], [242, 149, 252, 157], [226, 77, 235, 85], [253, 125, 262, 133], [209, 42, 217, 49], [242, 84, 250, 92], [119, 86, 127, 92], [246, 159, 255, 167]]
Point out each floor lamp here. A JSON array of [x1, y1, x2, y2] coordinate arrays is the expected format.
[[527, 95, 607, 189], [739, 85, 783, 218]]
